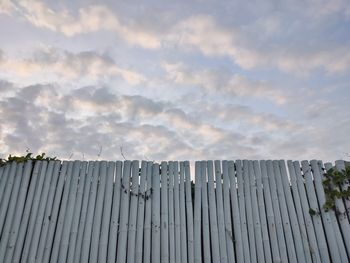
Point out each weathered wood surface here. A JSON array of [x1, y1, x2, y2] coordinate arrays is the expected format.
[[0, 159, 349, 262]]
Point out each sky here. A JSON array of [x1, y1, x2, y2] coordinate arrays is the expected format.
[[0, 0, 349, 162]]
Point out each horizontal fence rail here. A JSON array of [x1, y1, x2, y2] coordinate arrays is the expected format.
[[0, 159, 349, 262]]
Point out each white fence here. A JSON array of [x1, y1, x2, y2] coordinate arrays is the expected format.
[[0, 159, 349, 262]]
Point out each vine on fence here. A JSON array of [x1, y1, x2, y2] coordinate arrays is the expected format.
[[310, 166, 350, 216], [322, 166, 350, 213], [0, 152, 57, 166]]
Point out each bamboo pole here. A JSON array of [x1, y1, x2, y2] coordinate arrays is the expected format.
[[278, 160, 306, 262], [89, 161, 108, 262], [143, 161, 153, 263], [228, 161, 244, 263], [49, 161, 73, 263], [236, 160, 250, 262], [116, 160, 132, 263], [152, 163, 161, 263], [0, 162, 18, 236], [22, 161, 49, 263], [41, 162, 69, 263], [310, 160, 345, 262], [80, 161, 100, 263], [194, 161, 202, 263], [207, 161, 220, 263], [248, 161, 263, 263], [335, 160, 350, 218], [0, 165, 10, 214], [222, 161, 235, 263], [266, 160, 288, 263], [272, 160, 297, 262], [126, 160, 140, 263], [243, 160, 256, 262], [174, 161, 182, 263], [201, 161, 211, 263], [135, 161, 148, 263], [0, 162, 23, 260], [293, 161, 321, 262], [107, 161, 123, 263], [184, 161, 194, 263], [253, 160, 272, 263], [161, 161, 169, 263], [28, 161, 56, 263], [66, 161, 88, 263], [35, 161, 61, 263], [168, 162, 175, 263], [98, 161, 115, 262], [260, 160, 281, 263], [286, 160, 313, 263], [301, 160, 330, 263], [179, 162, 188, 263], [57, 161, 81, 263], [73, 161, 94, 263], [4, 161, 33, 263]]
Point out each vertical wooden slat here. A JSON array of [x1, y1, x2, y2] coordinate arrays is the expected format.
[[28, 161, 56, 263], [0, 162, 18, 236], [260, 160, 280, 263], [116, 160, 132, 263], [80, 161, 100, 263], [107, 161, 123, 263], [266, 160, 288, 262], [222, 161, 235, 262], [135, 161, 148, 263], [90, 161, 107, 263], [161, 161, 169, 263], [179, 162, 188, 263], [193, 161, 202, 263], [168, 162, 175, 263], [143, 161, 153, 263], [301, 160, 330, 263], [278, 160, 306, 262], [184, 161, 194, 263], [35, 161, 62, 263], [310, 160, 345, 262], [228, 161, 244, 263], [214, 160, 227, 263], [243, 160, 256, 262], [286, 160, 313, 263], [73, 161, 94, 263], [42, 162, 69, 263], [98, 161, 115, 262], [207, 161, 220, 263], [152, 163, 161, 263], [0, 162, 23, 259], [253, 161, 272, 263], [58, 161, 82, 263], [174, 161, 182, 263], [126, 160, 140, 263], [335, 160, 350, 218], [49, 161, 73, 263], [248, 161, 263, 263], [293, 161, 321, 262], [201, 161, 211, 263], [66, 161, 88, 263], [4, 161, 33, 263]]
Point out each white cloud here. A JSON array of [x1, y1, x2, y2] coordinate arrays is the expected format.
[[162, 62, 288, 104], [11, 1, 160, 49], [0, 48, 145, 85]]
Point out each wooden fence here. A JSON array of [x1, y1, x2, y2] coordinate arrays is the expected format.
[[0, 159, 349, 262]]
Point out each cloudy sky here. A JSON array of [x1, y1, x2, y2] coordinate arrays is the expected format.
[[0, 0, 349, 162]]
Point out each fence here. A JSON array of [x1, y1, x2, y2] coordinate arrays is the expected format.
[[0, 159, 349, 262]]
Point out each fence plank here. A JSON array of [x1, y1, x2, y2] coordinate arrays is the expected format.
[[301, 160, 330, 263], [184, 161, 194, 263], [215, 160, 228, 263], [207, 161, 220, 263]]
